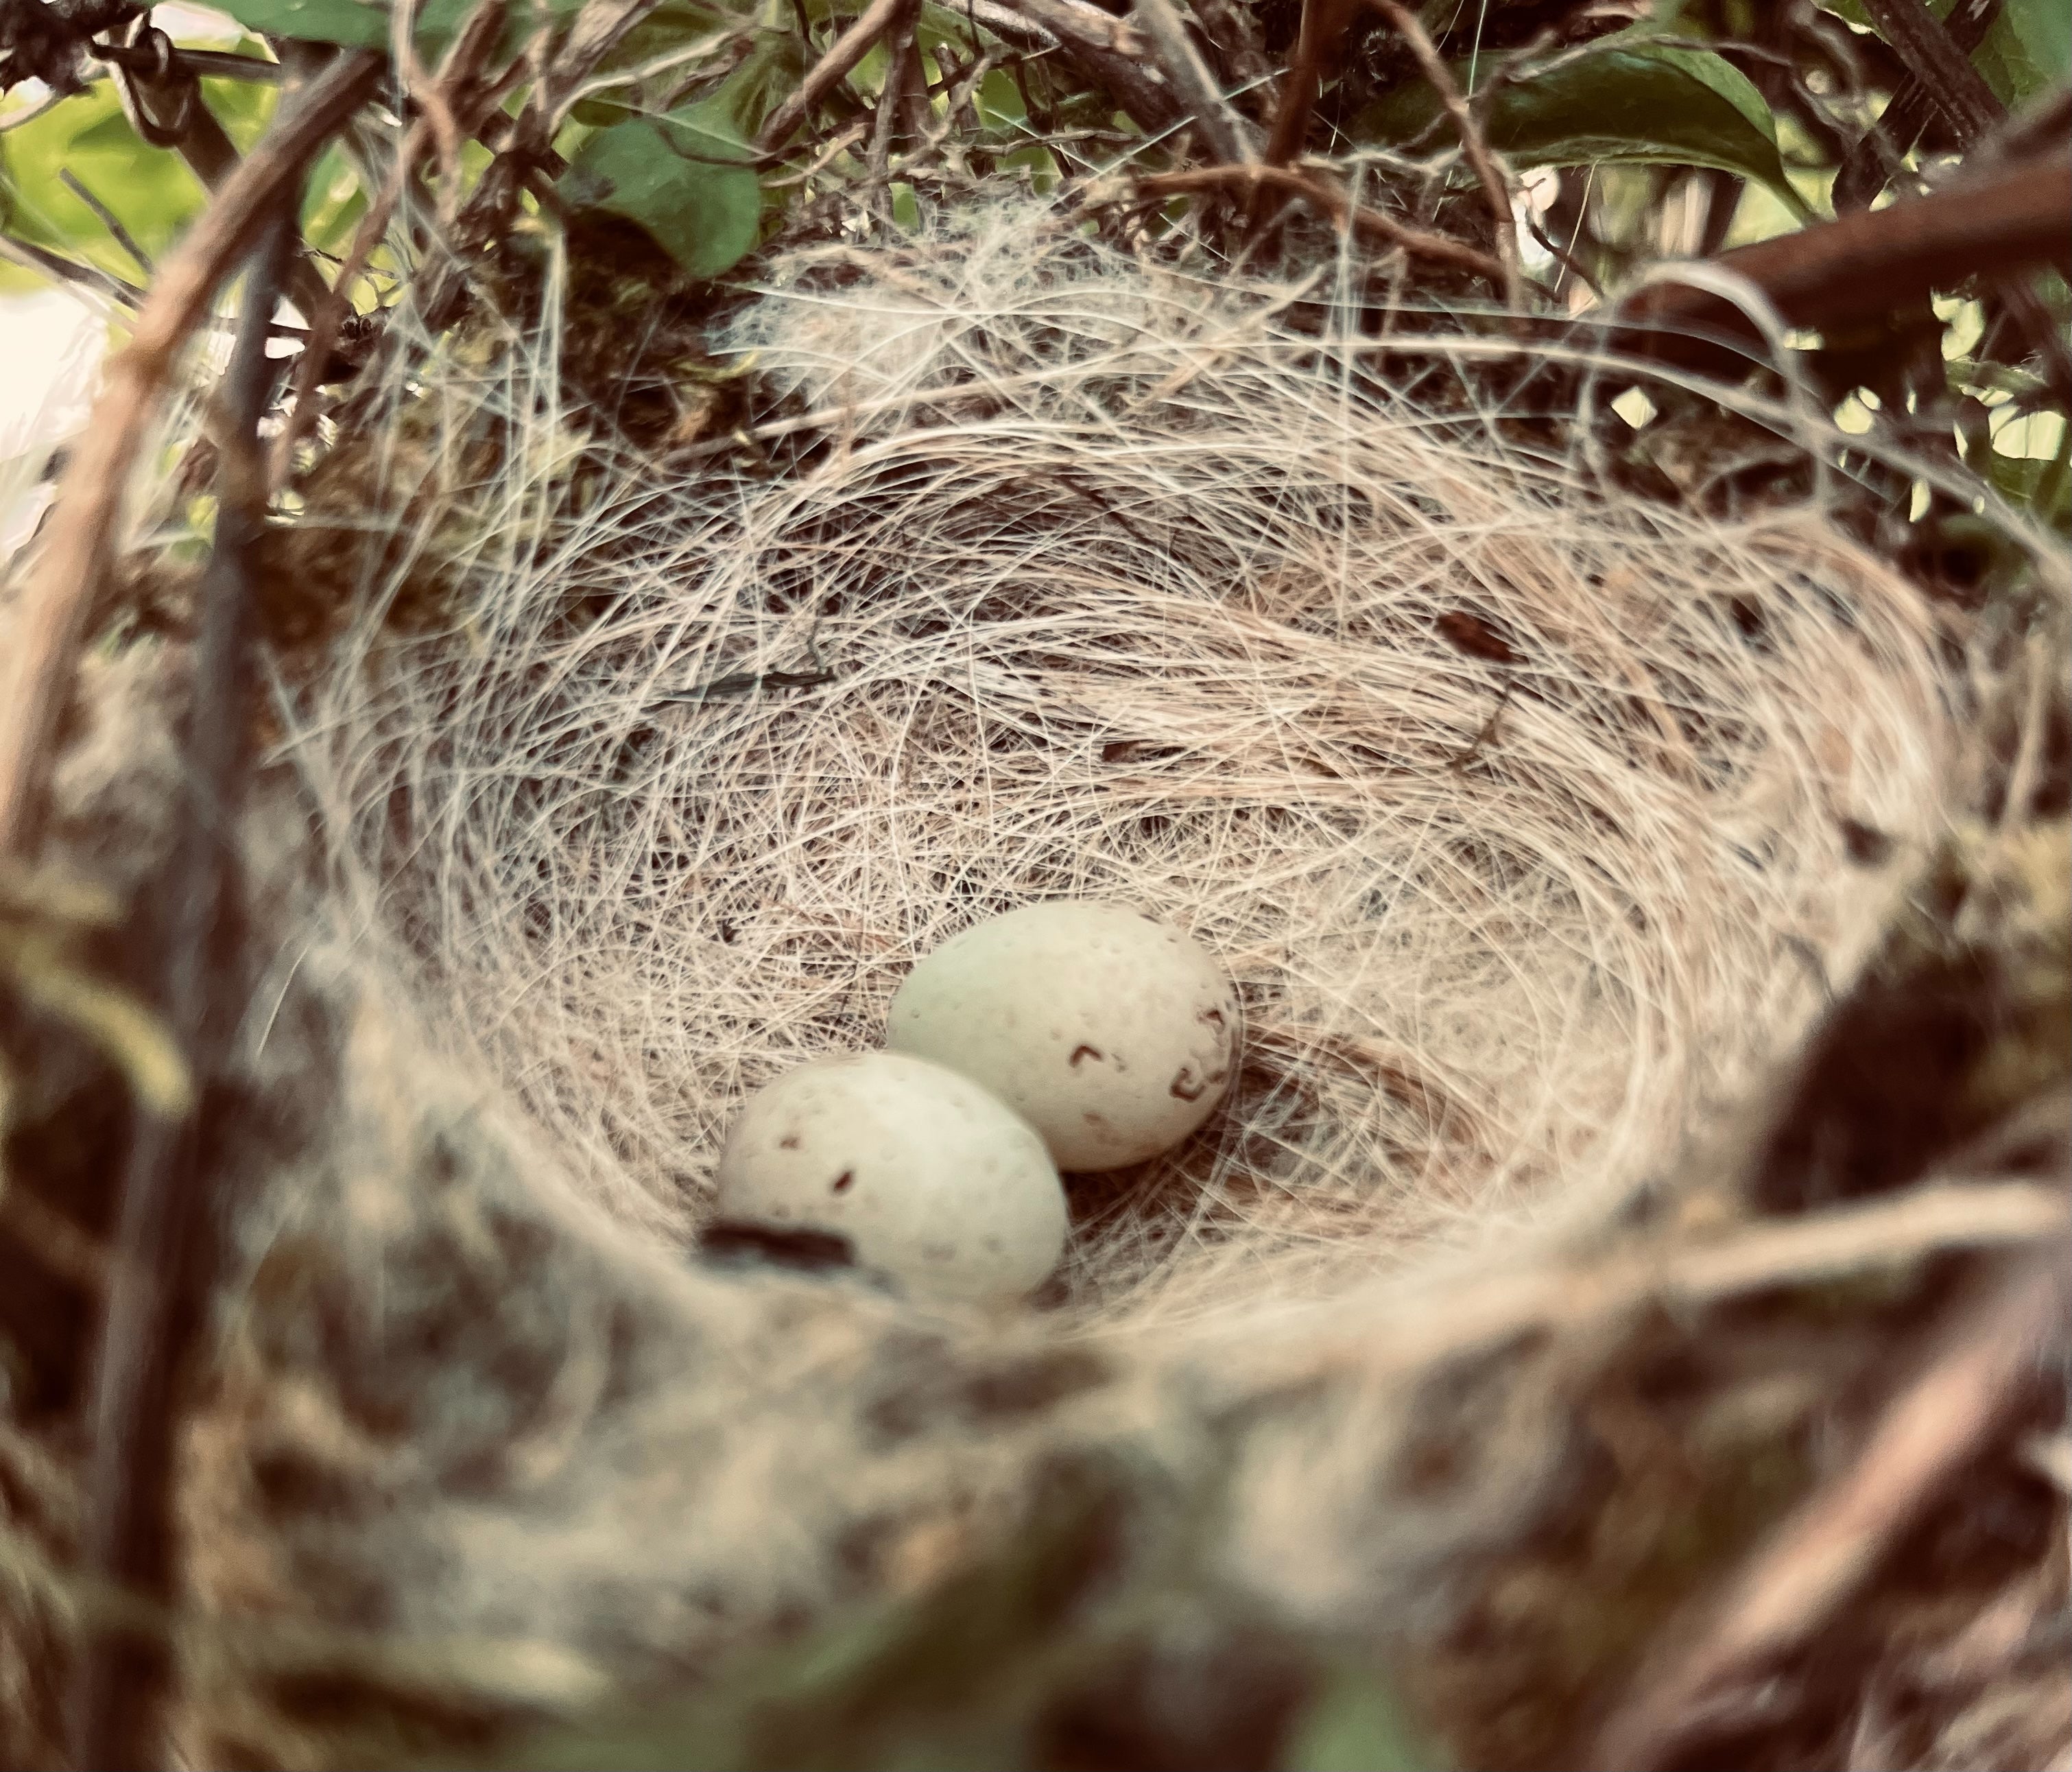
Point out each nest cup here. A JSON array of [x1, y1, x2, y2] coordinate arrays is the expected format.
[[302, 205, 1953, 1327]]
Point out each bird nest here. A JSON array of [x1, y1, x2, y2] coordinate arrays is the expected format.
[[3, 200, 2064, 1771]]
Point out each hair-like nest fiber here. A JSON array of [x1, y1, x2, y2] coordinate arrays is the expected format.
[[297, 202, 1953, 1331]]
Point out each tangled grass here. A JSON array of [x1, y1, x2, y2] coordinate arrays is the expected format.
[[294, 202, 1955, 1330]]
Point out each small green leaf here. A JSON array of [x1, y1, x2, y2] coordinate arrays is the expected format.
[[1975, 0, 2072, 104], [1359, 40, 1803, 210], [201, 0, 583, 56], [2, 86, 210, 276], [205, 0, 390, 48], [1999, 0, 2072, 82], [556, 99, 761, 277]]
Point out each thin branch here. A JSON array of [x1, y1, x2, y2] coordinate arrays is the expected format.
[[58, 166, 154, 274], [1364, 0, 1523, 308], [67, 189, 296, 1772], [1138, 163, 1511, 287], [270, 122, 428, 489], [1592, 1251, 2070, 1771], [392, 0, 464, 219], [0, 48, 382, 860], [995, 0, 1176, 133], [111, 23, 336, 323], [755, 0, 910, 154], [1856, 0, 2005, 143], [1615, 150, 2072, 368], [1132, 0, 1254, 166], [1258, 0, 1353, 174], [866, 0, 920, 182], [1833, 0, 2000, 212], [0, 229, 143, 306]]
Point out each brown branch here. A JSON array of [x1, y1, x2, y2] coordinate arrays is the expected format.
[[1363, 0, 1523, 308], [1856, 0, 2006, 144], [995, 0, 1176, 133], [1833, 0, 2001, 212], [1614, 150, 2072, 368], [0, 48, 382, 860], [866, 0, 920, 181], [1592, 1251, 2071, 1772], [1257, 0, 1353, 174], [270, 121, 429, 490], [110, 23, 335, 324], [392, 0, 465, 220], [1132, 0, 1254, 167], [67, 191, 297, 1772], [1139, 163, 1511, 287], [755, 0, 908, 154]]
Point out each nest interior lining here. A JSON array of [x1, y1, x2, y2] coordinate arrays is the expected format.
[[292, 207, 1953, 1327]]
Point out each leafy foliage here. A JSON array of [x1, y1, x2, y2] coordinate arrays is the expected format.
[[558, 97, 760, 276], [1360, 36, 1802, 205]]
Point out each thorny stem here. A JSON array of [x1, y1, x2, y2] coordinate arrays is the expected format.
[[1364, 0, 1524, 310], [1138, 163, 1511, 288]]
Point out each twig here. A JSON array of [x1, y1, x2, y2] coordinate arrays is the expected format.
[[58, 166, 154, 274], [866, 0, 920, 180], [1591, 1251, 2071, 1771], [995, 0, 1175, 132], [756, 0, 908, 154], [0, 48, 381, 860], [1856, 0, 2006, 143], [109, 22, 339, 329], [0, 229, 143, 306], [1832, 0, 2000, 212], [270, 121, 428, 488], [1137, 163, 1511, 287], [1364, 0, 1523, 308], [999, 0, 1147, 60], [963, 0, 1058, 50], [1234, 1177, 2067, 1390], [1131, 0, 1254, 167], [1257, 0, 1353, 175], [1847, 0, 2071, 397], [67, 190, 297, 1772], [1615, 150, 2072, 368], [392, 0, 465, 220]]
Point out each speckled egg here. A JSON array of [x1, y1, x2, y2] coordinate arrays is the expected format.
[[885, 901, 1240, 1171], [712, 1052, 1068, 1303]]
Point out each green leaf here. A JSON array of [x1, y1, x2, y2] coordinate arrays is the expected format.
[[1975, 0, 2072, 104], [204, 0, 389, 48], [1357, 40, 1804, 210], [1999, 0, 2072, 82], [201, 0, 584, 56], [2, 86, 211, 278], [556, 99, 761, 276]]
